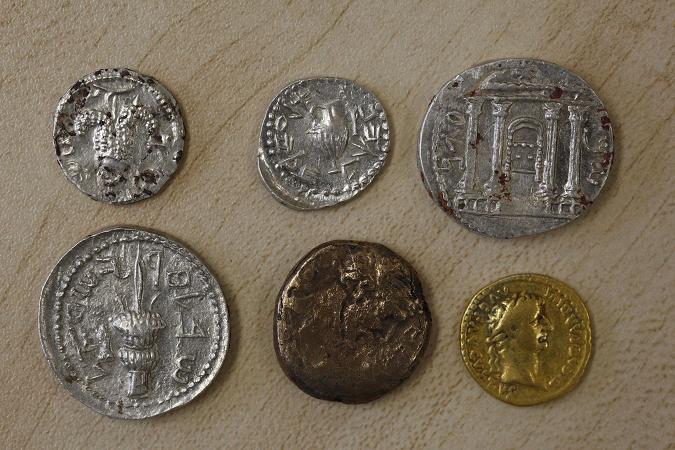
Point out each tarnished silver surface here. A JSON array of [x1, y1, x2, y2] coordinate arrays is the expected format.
[[419, 59, 614, 238], [39, 228, 229, 419], [258, 77, 390, 209], [53, 68, 185, 204], [274, 240, 431, 403]]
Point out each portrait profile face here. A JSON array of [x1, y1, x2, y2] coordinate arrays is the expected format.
[[487, 293, 552, 387]]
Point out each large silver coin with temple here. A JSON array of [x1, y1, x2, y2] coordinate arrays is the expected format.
[[258, 77, 390, 209], [39, 228, 229, 419], [53, 68, 185, 204], [419, 59, 614, 238]]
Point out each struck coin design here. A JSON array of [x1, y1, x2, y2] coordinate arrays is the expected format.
[[419, 58, 614, 238], [460, 274, 591, 406], [53, 68, 185, 204], [258, 77, 390, 209], [274, 241, 431, 403], [39, 228, 229, 419]]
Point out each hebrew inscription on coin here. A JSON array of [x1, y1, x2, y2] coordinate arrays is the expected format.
[[460, 274, 591, 406], [419, 59, 614, 237], [39, 228, 229, 419], [258, 77, 390, 209], [274, 241, 431, 403], [53, 68, 185, 204]]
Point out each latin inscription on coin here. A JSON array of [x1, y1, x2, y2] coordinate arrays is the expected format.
[[419, 59, 614, 237], [460, 274, 591, 405], [274, 241, 431, 403], [53, 68, 185, 204], [258, 77, 390, 209], [39, 228, 229, 419]]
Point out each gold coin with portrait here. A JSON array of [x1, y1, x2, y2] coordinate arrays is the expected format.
[[460, 273, 591, 406]]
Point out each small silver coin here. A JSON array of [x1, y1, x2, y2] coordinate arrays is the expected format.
[[258, 77, 390, 209], [418, 59, 614, 238], [39, 228, 229, 419], [53, 68, 185, 204]]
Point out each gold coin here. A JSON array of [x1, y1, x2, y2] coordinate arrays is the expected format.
[[460, 274, 591, 406]]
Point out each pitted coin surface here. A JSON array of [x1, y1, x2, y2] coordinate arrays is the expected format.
[[39, 228, 229, 419], [419, 58, 614, 237], [274, 241, 431, 403], [258, 77, 390, 209], [460, 273, 591, 406], [53, 68, 185, 204]]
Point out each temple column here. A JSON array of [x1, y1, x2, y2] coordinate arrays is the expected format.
[[483, 100, 511, 196], [456, 97, 484, 195], [537, 102, 563, 197], [562, 105, 588, 199]]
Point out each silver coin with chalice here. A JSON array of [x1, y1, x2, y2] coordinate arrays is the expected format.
[[39, 228, 229, 419]]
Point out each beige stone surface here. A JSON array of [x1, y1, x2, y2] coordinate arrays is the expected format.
[[1, 1, 673, 448]]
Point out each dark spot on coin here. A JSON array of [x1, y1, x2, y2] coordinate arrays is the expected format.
[[476, 132, 483, 145], [274, 241, 431, 403], [63, 373, 77, 383], [579, 193, 593, 207], [140, 170, 158, 185], [601, 151, 613, 168], [437, 192, 453, 215], [600, 115, 611, 130], [174, 150, 183, 161], [549, 86, 563, 99]]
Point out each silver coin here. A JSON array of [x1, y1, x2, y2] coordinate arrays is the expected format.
[[258, 77, 390, 209], [53, 68, 185, 204], [419, 59, 614, 238], [39, 228, 229, 419]]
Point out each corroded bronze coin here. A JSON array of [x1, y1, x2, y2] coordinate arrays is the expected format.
[[274, 241, 431, 403], [460, 274, 591, 406]]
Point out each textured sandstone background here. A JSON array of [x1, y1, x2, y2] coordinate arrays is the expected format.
[[0, 1, 673, 449]]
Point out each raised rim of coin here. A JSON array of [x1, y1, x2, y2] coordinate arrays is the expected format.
[[460, 273, 592, 406], [258, 77, 390, 210], [38, 227, 229, 419], [273, 240, 431, 403], [418, 58, 614, 238], [53, 68, 185, 204]]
